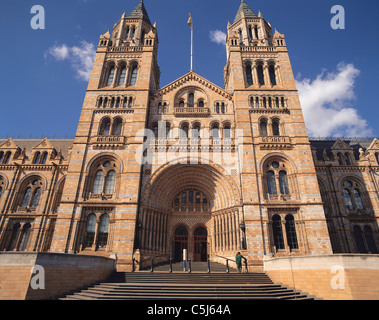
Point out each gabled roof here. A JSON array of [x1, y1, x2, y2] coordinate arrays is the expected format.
[[233, 0, 258, 25], [152, 70, 232, 100], [126, 0, 152, 25]]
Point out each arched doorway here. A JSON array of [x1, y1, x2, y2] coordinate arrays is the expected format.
[[194, 227, 207, 261], [174, 226, 188, 262]]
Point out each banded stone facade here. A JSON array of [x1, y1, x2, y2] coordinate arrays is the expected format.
[[0, 1, 378, 271]]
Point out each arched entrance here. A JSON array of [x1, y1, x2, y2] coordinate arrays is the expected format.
[[174, 226, 188, 262], [194, 227, 207, 261]]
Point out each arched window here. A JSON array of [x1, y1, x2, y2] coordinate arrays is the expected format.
[[343, 189, 353, 209], [19, 178, 42, 209], [353, 189, 363, 209], [30, 187, 41, 208], [33, 152, 41, 164], [272, 215, 284, 251], [248, 26, 253, 39], [130, 65, 138, 85], [285, 215, 298, 250], [41, 152, 48, 164], [112, 118, 123, 135], [118, 66, 126, 85], [239, 29, 243, 43], [221, 103, 225, 114], [193, 125, 200, 138], [269, 65, 277, 85], [104, 170, 116, 194], [254, 26, 259, 39], [257, 64, 265, 85], [182, 192, 187, 204], [211, 125, 219, 138], [99, 118, 111, 136], [353, 225, 367, 253], [189, 191, 194, 204], [345, 153, 351, 165], [98, 214, 110, 248], [343, 180, 364, 210], [188, 93, 194, 108], [279, 171, 289, 195], [272, 120, 280, 136], [21, 187, 32, 207], [198, 100, 204, 108], [263, 97, 267, 108], [255, 97, 260, 108], [130, 27, 135, 39], [195, 192, 201, 204], [260, 121, 268, 136], [8, 223, 21, 251], [337, 153, 344, 165], [128, 97, 133, 108], [179, 100, 184, 108], [106, 66, 115, 86], [84, 214, 96, 249], [250, 97, 254, 108], [223, 126, 231, 139], [92, 170, 104, 194], [181, 124, 189, 139], [364, 226, 378, 254], [245, 64, 253, 86], [267, 171, 277, 195], [19, 224, 31, 251], [3, 152, 11, 164], [215, 103, 220, 113]]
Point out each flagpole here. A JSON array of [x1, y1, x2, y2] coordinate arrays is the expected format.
[[188, 13, 193, 71], [191, 25, 193, 70]]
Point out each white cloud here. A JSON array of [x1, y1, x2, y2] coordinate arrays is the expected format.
[[45, 41, 96, 81], [296, 63, 373, 138], [210, 30, 227, 45]]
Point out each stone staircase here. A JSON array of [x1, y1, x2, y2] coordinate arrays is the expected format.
[[60, 262, 315, 300]]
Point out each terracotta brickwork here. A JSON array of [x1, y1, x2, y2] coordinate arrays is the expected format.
[[0, 252, 115, 300], [0, 1, 378, 277], [264, 254, 379, 300]]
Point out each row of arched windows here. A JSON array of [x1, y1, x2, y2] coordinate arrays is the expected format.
[[178, 93, 206, 108], [151, 122, 232, 139], [33, 151, 48, 165], [98, 117, 123, 136], [102, 62, 138, 88], [337, 152, 353, 166], [250, 96, 287, 109], [20, 179, 42, 209], [266, 161, 290, 196], [91, 161, 117, 195], [343, 180, 364, 210], [0, 151, 12, 164], [97, 95, 134, 109], [244, 61, 278, 86], [259, 118, 281, 136], [173, 190, 209, 212]]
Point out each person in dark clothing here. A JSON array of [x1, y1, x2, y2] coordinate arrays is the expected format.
[[235, 252, 246, 273]]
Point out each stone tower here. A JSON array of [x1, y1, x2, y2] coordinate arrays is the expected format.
[[50, 0, 160, 270], [222, 0, 333, 264]]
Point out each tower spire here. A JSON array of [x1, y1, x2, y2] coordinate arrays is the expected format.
[[126, 0, 151, 25], [233, 0, 257, 25]]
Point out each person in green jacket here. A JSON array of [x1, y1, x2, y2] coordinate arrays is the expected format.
[[235, 252, 246, 273]]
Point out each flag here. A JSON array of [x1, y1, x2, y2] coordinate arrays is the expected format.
[[187, 13, 192, 30]]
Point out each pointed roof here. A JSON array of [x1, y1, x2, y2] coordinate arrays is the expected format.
[[126, 0, 152, 25], [233, 0, 258, 25]]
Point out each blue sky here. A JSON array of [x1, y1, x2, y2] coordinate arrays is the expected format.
[[0, 0, 378, 138]]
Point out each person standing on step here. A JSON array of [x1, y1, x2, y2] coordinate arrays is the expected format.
[[235, 252, 246, 273]]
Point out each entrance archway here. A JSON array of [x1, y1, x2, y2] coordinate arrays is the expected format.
[[194, 227, 207, 261], [174, 226, 188, 262]]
